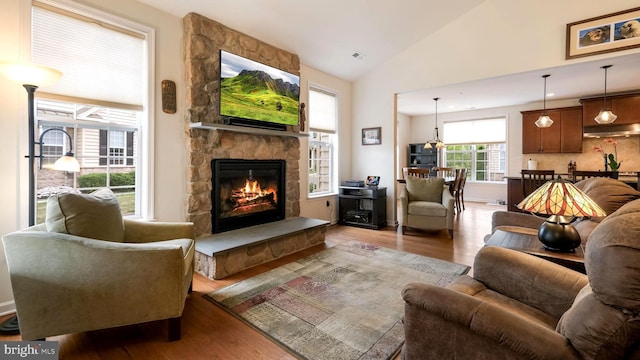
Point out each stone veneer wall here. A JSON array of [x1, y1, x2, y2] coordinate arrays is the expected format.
[[183, 13, 302, 237]]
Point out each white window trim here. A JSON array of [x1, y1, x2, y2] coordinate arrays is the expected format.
[[307, 83, 339, 198], [37, 0, 156, 220]]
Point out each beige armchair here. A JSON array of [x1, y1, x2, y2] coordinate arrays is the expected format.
[[2, 189, 195, 341], [399, 177, 455, 238], [401, 198, 640, 359]]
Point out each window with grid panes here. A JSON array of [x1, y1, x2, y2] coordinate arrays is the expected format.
[[443, 118, 506, 182], [308, 86, 337, 196], [31, 1, 152, 221]]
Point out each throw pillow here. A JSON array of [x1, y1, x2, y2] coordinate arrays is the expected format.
[[405, 176, 444, 202], [46, 188, 125, 242]]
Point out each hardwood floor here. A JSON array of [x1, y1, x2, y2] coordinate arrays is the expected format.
[[0, 201, 503, 359]]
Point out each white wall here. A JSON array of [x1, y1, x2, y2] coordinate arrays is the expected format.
[[299, 64, 353, 224], [353, 0, 640, 223], [0, 0, 29, 315]]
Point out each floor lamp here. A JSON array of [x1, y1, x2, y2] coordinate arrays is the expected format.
[[0, 62, 70, 335]]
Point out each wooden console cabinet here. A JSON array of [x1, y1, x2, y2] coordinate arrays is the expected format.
[[521, 106, 582, 154], [580, 93, 640, 125], [338, 186, 387, 229]]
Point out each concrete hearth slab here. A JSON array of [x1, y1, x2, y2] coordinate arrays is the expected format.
[[194, 217, 329, 279]]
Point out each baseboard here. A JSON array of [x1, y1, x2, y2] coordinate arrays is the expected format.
[[0, 300, 16, 316]]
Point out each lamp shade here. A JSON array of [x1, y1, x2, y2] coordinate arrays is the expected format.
[[0, 62, 62, 87], [535, 115, 553, 128], [595, 109, 618, 124], [52, 153, 80, 172], [517, 178, 606, 217]]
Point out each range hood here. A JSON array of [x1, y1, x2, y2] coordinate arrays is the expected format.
[[583, 123, 640, 138]]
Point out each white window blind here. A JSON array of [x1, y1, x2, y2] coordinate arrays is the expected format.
[[443, 117, 506, 144], [31, 3, 144, 108], [309, 87, 337, 133]]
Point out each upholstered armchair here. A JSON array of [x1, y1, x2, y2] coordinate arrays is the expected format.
[[401, 198, 640, 359], [399, 177, 455, 238], [2, 188, 195, 341]]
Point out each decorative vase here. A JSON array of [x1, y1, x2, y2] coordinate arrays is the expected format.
[[612, 171, 619, 179]]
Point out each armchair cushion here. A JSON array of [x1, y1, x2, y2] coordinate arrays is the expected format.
[[45, 188, 124, 242], [556, 285, 640, 360], [407, 201, 447, 217], [405, 176, 444, 202]]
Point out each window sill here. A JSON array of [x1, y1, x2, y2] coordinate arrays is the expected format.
[[307, 192, 338, 200]]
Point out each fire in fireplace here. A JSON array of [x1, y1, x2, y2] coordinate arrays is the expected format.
[[211, 159, 286, 233]]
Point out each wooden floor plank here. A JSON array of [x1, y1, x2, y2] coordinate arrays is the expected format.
[[0, 201, 501, 359]]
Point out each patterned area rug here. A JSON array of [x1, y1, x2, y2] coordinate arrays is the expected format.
[[205, 241, 470, 360]]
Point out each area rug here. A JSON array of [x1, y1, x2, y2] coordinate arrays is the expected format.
[[205, 241, 470, 360]]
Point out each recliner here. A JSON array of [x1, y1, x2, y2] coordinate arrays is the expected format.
[[401, 197, 640, 359]]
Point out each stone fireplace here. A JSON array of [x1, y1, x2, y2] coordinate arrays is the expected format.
[[183, 13, 302, 237]]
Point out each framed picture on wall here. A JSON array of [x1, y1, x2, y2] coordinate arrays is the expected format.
[[362, 127, 381, 145], [566, 7, 640, 59]]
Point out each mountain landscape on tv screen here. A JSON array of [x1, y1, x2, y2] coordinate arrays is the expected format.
[[221, 70, 300, 125]]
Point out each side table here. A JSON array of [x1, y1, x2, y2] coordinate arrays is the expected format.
[[485, 229, 585, 274]]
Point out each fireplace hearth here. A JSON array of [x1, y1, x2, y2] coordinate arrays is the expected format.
[[211, 159, 286, 233]]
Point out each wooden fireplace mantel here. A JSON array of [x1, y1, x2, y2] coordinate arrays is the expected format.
[[190, 122, 310, 138]]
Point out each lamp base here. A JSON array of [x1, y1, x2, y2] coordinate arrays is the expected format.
[[538, 221, 581, 252], [0, 315, 19, 335]]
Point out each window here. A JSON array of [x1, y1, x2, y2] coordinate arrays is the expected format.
[[308, 86, 337, 196], [443, 118, 506, 182], [31, 1, 153, 222], [36, 99, 140, 217], [40, 125, 64, 167], [100, 130, 135, 166]]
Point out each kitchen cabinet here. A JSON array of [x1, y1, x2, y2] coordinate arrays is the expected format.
[[581, 93, 640, 126], [522, 106, 583, 154]]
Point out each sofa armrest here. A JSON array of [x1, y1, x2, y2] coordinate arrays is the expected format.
[[401, 283, 580, 360], [491, 211, 545, 233], [474, 246, 588, 319], [399, 186, 408, 225], [442, 186, 455, 227], [124, 218, 195, 243]]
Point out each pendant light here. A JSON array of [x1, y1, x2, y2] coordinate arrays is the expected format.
[[425, 97, 445, 149], [535, 74, 553, 128], [594, 65, 617, 124]]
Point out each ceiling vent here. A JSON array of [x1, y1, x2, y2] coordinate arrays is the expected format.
[[352, 51, 366, 60]]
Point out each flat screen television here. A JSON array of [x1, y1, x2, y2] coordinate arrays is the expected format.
[[219, 50, 300, 130]]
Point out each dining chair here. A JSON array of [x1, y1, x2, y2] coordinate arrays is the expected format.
[[434, 167, 457, 180], [451, 168, 467, 213], [572, 170, 618, 182], [521, 169, 555, 198], [406, 167, 430, 178]]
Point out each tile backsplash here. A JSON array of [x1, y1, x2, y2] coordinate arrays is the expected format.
[[524, 137, 640, 174]]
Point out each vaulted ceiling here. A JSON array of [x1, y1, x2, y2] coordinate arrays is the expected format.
[[135, 0, 640, 115]]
